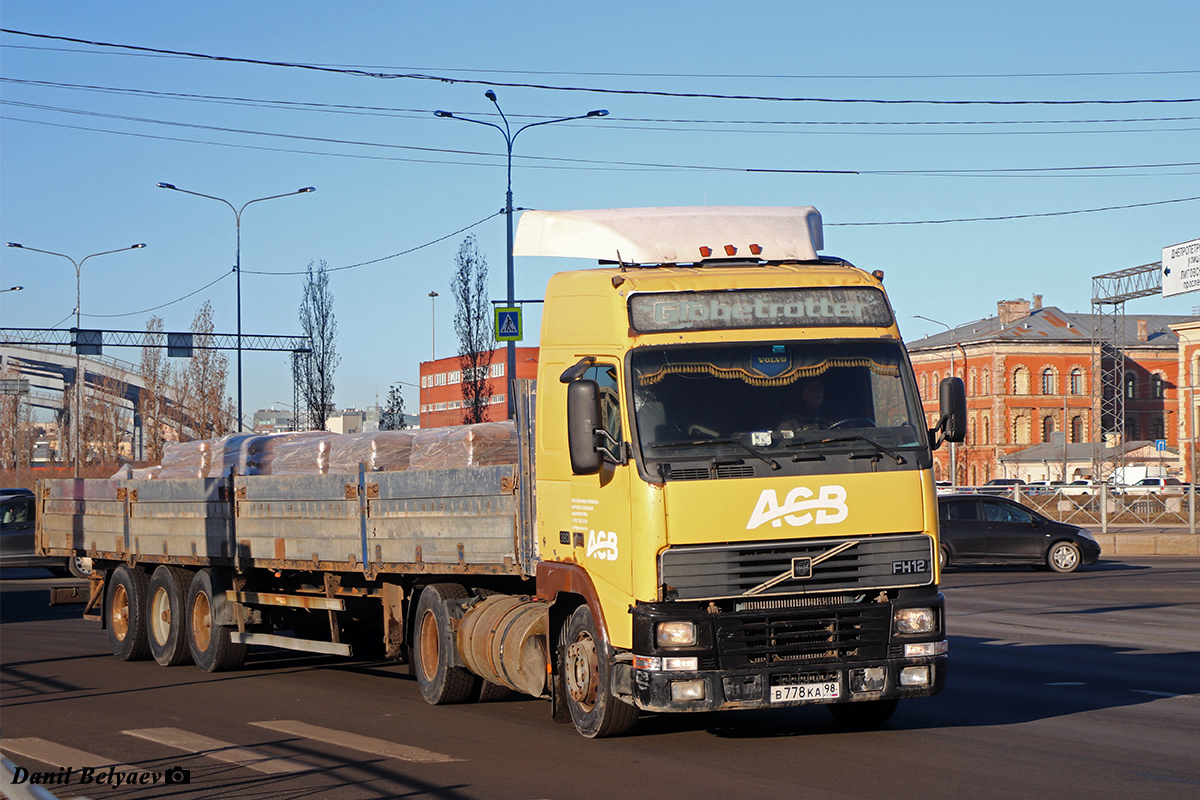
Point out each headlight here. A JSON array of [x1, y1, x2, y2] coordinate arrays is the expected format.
[[656, 620, 698, 648], [894, 607, 936, 635], [1078, 530, 1097, 543]]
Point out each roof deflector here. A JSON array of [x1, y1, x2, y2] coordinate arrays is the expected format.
[[513, 206, 823, 265]]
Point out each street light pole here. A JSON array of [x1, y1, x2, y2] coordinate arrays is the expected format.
[[6, 241, 146, 477], [915, 315, 967, 487], [157, 183, 315, 432], [428, 291, 439, 361], [435, 94, 608, 418]]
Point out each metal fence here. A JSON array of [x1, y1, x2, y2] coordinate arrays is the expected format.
[[946, 485, 1199, 532]]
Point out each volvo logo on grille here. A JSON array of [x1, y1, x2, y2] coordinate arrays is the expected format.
[[892, 559, 929, 575], [791, 557, 813, 579]]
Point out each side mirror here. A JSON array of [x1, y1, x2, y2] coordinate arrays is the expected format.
[[929, 376, 966, 448], [567, 379, 604, 475]]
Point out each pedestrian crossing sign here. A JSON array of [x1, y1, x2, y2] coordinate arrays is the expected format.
[[495, 307, 522, 342]]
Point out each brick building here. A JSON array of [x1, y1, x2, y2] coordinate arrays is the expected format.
[[908, 297, 1188, 485], [418, 347, 539, 429], [1171, 319, 1200, 482]]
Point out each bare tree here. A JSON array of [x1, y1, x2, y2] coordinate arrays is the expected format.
[[379, 384, 407, 430], [138, 316, 171, 461], [0, 363, 32, 470], [294, 260, 339, 430], [452, 235, 494, 424], [177, 300, 231, 440], [94, 371, 130, 462]]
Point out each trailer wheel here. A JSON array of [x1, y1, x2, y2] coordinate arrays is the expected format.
[[828, 698, 899, 728], [147, 566, 194, 667], [413, 583, 479, 704], [186, 569, 248, 673], [560, 605, 639, 738], [107, 565, 151, 661]]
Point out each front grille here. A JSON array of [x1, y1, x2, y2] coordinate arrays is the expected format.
[[661, 534, 934, 600], [667, 464, 757, 481], [669, 467, 710, 481], [715, 603, 890, 668]]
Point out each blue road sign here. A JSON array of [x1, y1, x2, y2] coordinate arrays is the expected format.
[[495, 307, 522, 342]]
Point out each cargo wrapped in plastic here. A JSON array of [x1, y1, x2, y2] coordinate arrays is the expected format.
[[158, 440, 213, 479], [409, 422, 518, 470], [266, 432, 334, 475], [148, 421, 516, 477]]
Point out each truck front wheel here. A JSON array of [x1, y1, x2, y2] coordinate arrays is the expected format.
[[560, 605, 639, 738], [107, 565, 151, 661], [185, 569, 248, 672], [412, 583, 479, 704]]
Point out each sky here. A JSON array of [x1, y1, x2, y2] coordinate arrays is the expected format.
[[1, 1, 1197, 423]]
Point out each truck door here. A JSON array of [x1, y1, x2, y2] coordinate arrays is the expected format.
[[568, 362, 633, 599]]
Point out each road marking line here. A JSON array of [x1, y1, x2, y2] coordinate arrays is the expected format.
[[124, 728, 312, 774], [0, 738, 133, 772], [250, 720, 461, 763]]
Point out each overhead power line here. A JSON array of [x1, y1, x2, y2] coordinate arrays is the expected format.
[[242, 211, 504, 275], [6, 78, 1200, 135], [3, 29, 1198, 106], [6, 103, 1198, 177], [826, 195, 1200, 226], [6, 42, 1199, 80]]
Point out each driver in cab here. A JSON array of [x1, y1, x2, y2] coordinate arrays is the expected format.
[[779, 377, 826, 433]]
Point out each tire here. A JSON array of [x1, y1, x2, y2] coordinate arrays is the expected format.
[[412, 583, 479, 705], [106, 565, 151, 661], [147, 566, 194, 667], [828, 698, 899, 728], [1047, 541, 1081, 574], [68, 556, 92, 579], [186, 569, 248, 672], [938, 545, 950, 572], [560, 604, 639, 739]]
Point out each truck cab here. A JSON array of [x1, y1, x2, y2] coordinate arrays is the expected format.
[[519, 207, 964, 734]]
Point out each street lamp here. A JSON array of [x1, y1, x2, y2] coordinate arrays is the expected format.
[[1, 286, 24, 293], [435, 93, 608, 418], [157, 182, 315, 432], [914, 315, 968, 487], [6, 241, 146, 477], [428, 291, 439, 361]]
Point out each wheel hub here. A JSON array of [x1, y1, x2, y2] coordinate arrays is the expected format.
[[565, 633, 599, 709]]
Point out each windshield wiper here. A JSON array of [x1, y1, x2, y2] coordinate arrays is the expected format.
[[785, 435, 908, 465], [651, 438, 781, 470]]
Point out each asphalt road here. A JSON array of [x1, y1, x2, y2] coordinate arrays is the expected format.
[[2, 558, 1198, 800]]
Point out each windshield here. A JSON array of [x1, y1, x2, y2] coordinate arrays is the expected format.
[[631, 340, 927, 470]]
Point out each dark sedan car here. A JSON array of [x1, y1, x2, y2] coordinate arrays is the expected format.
[[1, 489, 91, 578], [937, 493, 1101, 573]]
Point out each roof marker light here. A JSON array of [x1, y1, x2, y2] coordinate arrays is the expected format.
[[749, 243, 762, 255], [872, 270, 885, 282], [724, 244, 737, 256], [699, 246, 713, 258]]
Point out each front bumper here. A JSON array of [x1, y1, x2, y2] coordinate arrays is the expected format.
[[625, 650, 947, 713]]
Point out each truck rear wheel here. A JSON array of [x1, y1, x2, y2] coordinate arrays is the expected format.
[[147, 566, 194, 667], [413, 583, 479, 704], [186, 569, 248, 672], [107, 565, 151, 661], [560, 605, 639, 738]]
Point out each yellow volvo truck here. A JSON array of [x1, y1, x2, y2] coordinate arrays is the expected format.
[[38, 206, 965, 739]]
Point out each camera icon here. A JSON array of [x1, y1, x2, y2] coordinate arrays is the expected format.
[[164, 766, 192, 785]]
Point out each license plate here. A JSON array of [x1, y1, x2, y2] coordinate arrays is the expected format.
[[769, 681, 840, 703]]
